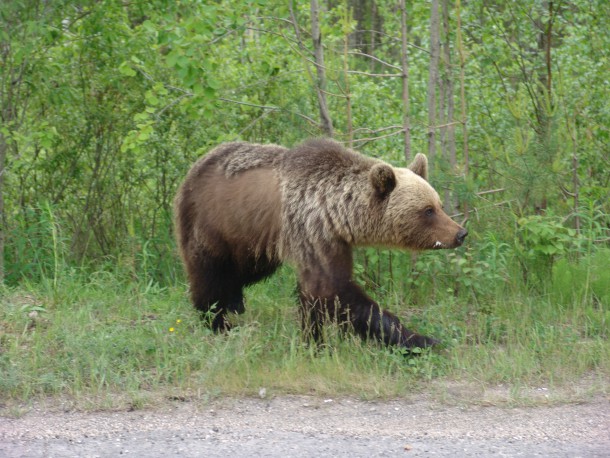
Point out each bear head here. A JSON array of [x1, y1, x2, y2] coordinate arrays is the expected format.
[[369, 153, 467, 251]]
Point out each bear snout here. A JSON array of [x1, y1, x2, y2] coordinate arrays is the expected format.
[[455, 228, 468, 246]]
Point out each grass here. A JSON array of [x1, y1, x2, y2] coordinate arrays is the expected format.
[[1, 253, 608, 411]]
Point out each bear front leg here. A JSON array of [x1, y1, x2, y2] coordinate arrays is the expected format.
[[299, 278, 438, 350], [337, 282, 439, 349], [376, 308, 440, 349]]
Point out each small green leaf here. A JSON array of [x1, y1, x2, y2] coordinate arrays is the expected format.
[[145, 92, 160, 106], [207, 77, 221, 90], [119, 62, 136, 77]]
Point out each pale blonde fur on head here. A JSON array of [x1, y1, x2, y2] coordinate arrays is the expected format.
[[392, 168, 440, 207]]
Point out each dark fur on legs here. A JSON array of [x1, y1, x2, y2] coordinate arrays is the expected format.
[[298, 281, 438, 351]]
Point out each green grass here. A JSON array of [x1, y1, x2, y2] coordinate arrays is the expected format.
[[1, 256, 608, 410]]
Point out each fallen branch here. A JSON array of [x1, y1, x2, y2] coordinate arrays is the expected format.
[[451, 199, 517, 219], [350, 129, 405, 144], [476, 188, 505, 196]]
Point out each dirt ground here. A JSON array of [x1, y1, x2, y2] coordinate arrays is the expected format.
[[1, 392, 609, 457]]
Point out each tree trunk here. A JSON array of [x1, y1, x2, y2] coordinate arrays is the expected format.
[[456, 0, 469, 218], [370, 1, 377, 72], [534, 0, 555, 214], [399, 0, 411, 162], [0, 131, 5, 282], [344, 23, 353, 148], [427, 0, 440, 163], [310, 0, 334, 137], [441, 0, 456, 214]]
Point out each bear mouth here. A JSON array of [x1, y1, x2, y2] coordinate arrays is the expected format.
[[433, 241, 445, 249]]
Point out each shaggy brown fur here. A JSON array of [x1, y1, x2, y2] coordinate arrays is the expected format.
[[174, 139, 467, 348]]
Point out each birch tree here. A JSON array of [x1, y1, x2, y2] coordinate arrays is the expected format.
[[399, 0, 411, 162], [427, 0, 441, 162], [309, 0, 334, 136]]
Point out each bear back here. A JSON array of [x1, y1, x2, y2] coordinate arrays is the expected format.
[[199, 142, 288, 178]]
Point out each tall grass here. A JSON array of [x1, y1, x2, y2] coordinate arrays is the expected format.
[[0, 267, 438, 405], [1, 204, 608, 408], [1, 256, 608, 408]]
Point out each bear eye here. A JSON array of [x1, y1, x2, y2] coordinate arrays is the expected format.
[[424, 207, 435, 217]]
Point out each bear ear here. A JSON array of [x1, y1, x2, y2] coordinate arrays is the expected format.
[[370, 163, 396, 199], [408, 153, 428, 181]]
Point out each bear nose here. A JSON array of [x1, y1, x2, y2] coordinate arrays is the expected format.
[[456, 228, 468, 246]]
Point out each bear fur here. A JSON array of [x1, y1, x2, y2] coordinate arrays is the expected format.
[[174, 139, 467, 349]]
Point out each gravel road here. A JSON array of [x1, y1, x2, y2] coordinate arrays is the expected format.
[[2, 395, 609, 457]]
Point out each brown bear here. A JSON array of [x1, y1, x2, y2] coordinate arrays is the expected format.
[[174, 139, 467, 349]]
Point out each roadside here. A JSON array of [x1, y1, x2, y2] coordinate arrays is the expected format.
[[2, 394, 609, 457]]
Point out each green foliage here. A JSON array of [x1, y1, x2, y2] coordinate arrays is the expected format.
[[515, 214, 576, 282], [2, 0, 608, 282], [1, 0, 609, 404]]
